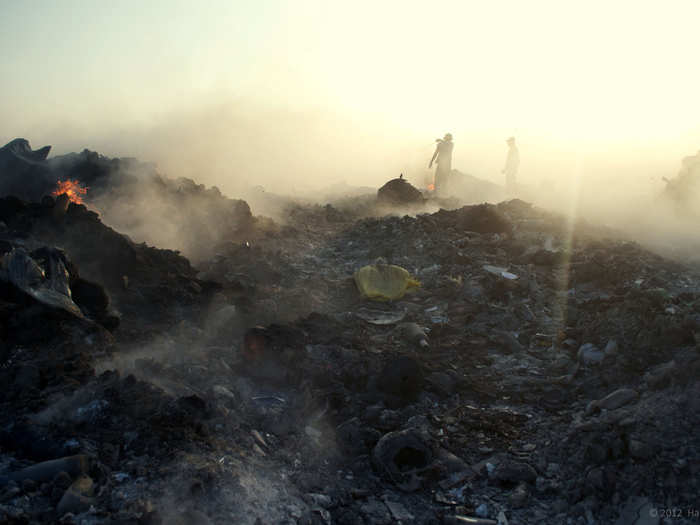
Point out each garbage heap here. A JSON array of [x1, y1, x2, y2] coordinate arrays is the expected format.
[[0, 188, 699, 523], [377, 175, 425, 206], [0, 138, 261, 261]]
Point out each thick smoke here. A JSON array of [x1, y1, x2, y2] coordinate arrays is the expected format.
[[4, 98, 698, 263]]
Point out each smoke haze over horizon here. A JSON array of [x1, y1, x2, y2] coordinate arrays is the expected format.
[[1, 0, 699, 244]]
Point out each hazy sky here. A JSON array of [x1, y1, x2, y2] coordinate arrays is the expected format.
[[1, 0, 699, 193]]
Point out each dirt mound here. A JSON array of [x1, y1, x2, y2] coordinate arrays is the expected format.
[[377, 175, 425, 206], [434, 203, 513, 234]]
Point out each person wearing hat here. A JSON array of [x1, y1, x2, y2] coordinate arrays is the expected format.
[[429, 133, 453, 197], [502, 136, 519, 195]]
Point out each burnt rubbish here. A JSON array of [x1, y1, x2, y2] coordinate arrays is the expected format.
[[0, 143, 699, 524], [377, 175, 425, 205]]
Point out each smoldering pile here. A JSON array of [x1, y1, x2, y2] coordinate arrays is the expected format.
[[0, 140, 699, 524], [0, 194, 219, 337], [0, 138, 271, 262], [0, 189, 229, 522]]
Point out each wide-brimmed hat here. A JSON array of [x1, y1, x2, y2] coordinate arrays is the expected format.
[[444, 133, 453, 140]]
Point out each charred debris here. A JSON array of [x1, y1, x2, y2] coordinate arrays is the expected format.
[[0, 139, 699, 524]]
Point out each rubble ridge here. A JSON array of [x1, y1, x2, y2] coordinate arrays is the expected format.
[[0, 147, 699, 523], [0, 138, 261, 261], [0, 193, 217, 340]]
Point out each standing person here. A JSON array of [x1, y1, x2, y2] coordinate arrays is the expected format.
[[502, 136, 519, 195], [429, 133, 453, 197], [678, 149, 700, 179]]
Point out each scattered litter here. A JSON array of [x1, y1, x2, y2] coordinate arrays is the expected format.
[[396, 322, 429, 348], [212, 385, 236, 399], [251, 395, 287, 405], [251, 429, 268, 448], [356, 308, 407, 325], [112, 472, 130, 483], [354, 262, 420, 301], [0, 150, 697, 524], [483, 265, 518, 280], [305, 426, 323, 440], [475, 503, 489, 518], [384, 500, 414, 521]]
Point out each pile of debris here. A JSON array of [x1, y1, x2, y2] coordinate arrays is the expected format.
[[377, 175, 425, 207], [0, 194, 218, 339], [0, 147, 699, 524], [0, 139, 54, 202], [0, 139, 265, 261]]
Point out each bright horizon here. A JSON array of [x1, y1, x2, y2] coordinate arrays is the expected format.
[[2, 0, 699, 195]]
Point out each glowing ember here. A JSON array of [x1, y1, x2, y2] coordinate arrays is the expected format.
[[52, 179, 88, 204], [427, 183, 435, 191]]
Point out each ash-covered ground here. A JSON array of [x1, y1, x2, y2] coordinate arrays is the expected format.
[[1, 140, 699, 525]]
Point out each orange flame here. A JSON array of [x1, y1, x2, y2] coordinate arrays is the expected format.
[[427, 183, 435, 191], [52, 179, 88, 204]]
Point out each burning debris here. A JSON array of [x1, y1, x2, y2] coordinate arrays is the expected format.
[[0, 139, 263, 261], [51, 179, 88, 205], [0, 146, 699, 524]]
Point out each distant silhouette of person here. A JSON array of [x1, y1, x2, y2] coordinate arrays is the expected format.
[[678, 149, 700, 179], [664, 149, 700, 215], [429, 133, 453, 197], [502, 136, 519, 194]]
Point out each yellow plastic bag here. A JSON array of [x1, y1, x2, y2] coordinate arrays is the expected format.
[[354, 263, 420, 301]]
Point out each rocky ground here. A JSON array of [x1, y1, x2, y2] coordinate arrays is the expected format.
[[0, 165, 699, 524]]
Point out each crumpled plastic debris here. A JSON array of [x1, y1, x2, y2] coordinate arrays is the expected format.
[[0, 247, 84, 318], [354, 263, 420, 301], [483, 264, 518, 280]]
